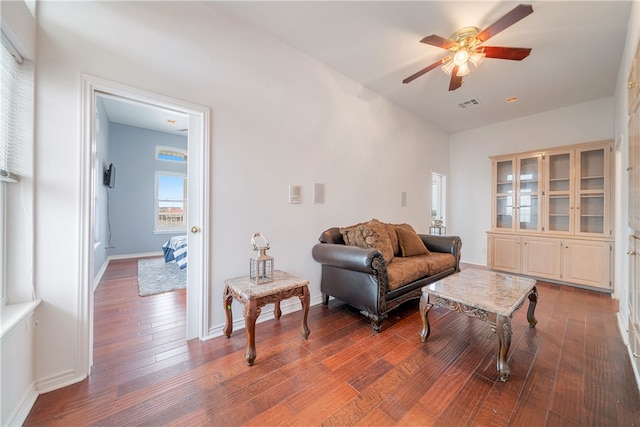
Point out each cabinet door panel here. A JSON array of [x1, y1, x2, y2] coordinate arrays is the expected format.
[[575, 146, 610, 236], [522, 237, 562, 280], [494, 158, 515, 231], [489, 235, 520, 273], [545, 150, 574, 234], [517, 154, 542, 232], [563, 240, 611, 289]]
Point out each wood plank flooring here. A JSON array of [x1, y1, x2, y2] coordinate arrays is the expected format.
[[24, 259, 640, 426]]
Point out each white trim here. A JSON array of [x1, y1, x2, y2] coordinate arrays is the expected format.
[[35, 368, 81, 394], [109, 251, 163, 260], [6, 380, 37, 427], [0, 299, 40, 339], [80, 74, 211, 378]]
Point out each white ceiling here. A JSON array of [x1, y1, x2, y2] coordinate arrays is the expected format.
[[100, 1, 631, 135], [214, 1, 631, 133], [99, 94, 189, 135]]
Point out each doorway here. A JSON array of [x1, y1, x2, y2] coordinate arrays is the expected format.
[[80, 75, 210, 373]]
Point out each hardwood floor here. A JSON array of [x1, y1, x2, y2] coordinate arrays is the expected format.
[[25, 260, 640, 426]]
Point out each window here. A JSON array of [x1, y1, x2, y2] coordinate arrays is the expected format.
[[156, 146, 187, 163], [1, 32, 30, 303], [155, 172, 187, 233], [431, 172, 447, 225]]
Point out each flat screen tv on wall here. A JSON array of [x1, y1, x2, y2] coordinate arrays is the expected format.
[[103, 163, 116, 188]]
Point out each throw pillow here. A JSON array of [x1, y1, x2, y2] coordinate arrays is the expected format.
[[396, 226, 431, 257], [340, 219, 394, 263]]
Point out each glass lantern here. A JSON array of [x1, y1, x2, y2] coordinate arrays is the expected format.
[[249, 233, 274, 284]]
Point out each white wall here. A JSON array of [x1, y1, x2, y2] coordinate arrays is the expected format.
[[33, 1, 449, 389], [449, 97, 614, 265], [108, 123, 187, 256]]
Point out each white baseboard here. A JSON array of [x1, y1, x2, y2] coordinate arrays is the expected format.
[[6, 381, 38, 427], [93, 258, 110, 291], [93, 252, 163, 290], [108, 251, 163, 260], [35, 368, 84, 394], [460, 259, 487, 267]]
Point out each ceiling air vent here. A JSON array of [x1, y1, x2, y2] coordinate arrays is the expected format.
[[458, 98, 480, 109]]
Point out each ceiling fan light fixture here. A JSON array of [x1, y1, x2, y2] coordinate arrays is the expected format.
[[441, 58, 456, 75], [456, 62, 470, 77], [469, 51, 486, 67], [453, 49, 469, 66]]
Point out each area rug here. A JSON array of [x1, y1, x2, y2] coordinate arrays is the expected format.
[[138, 257, 186, 296]]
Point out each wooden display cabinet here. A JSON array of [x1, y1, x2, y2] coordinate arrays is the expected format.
[[488, 140, 613, 292]]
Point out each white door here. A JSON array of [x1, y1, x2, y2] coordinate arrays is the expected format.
[[185, 113, 208, 339]]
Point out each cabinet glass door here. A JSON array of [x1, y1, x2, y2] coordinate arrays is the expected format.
[[517, 155, 541, 232], [495, 159, 514, 230], [576, 147, 607, 235], [546, 151, 573, 233]]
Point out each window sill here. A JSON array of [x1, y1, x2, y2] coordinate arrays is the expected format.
[[1, 299, 41, 339]]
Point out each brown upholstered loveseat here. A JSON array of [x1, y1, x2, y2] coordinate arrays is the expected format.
[[312, 219, 462, 332]]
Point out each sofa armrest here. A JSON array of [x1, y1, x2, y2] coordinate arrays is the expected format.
[[311, 243, 384, 274], [420, 234, 462, 270]]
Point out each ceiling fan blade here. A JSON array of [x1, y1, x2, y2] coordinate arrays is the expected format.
[[420, 34, 457, 50], [449, 67, 463, 91], [403, 59, 443, 84], [483, 46, 532, 61], [476, 4, 533, 43]]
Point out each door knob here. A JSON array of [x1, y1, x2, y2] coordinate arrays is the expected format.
[[191, 226, 201, 234]]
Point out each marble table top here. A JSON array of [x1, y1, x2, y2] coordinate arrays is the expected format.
[[224, 270, 309, 300], [423, 269, 537, 317]]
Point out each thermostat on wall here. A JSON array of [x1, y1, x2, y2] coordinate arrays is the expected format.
[[289, 185, 302, 204]]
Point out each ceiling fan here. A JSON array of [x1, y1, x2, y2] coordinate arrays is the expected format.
[[403, 4, 533, 91]]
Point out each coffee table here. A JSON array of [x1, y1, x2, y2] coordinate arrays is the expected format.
[[419, 269, 537, 382], [223, 270, 310, 366]]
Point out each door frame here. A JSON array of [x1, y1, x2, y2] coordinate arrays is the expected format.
[[79, 74, 210, 374]]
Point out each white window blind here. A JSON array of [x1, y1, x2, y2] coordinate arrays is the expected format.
[[1, 31, 29, 183]]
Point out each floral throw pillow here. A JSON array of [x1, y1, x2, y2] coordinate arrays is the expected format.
[[340, 219, 394, 263]]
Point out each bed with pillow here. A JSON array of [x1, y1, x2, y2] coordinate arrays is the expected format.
[[311, 219, 461, 332], [162, 235, 188, 270]]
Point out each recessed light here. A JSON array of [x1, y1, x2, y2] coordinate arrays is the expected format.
[[167, 119, 176, 124], [506, 97, 518, 103]]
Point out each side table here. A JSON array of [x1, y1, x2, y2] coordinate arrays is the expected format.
[[223, 270, 310, 366]]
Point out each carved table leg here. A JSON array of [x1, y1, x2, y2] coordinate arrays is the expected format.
[[244, 299, 261, 366], [223, 285, 233, 338], [299, 285, 310, 340], [527, 286, 538, 328], [274, 300, 282, 320], [495, 314, 512, 382], [419, 292, 432, 343]]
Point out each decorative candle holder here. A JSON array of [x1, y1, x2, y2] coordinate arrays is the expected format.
[[249, 233, 274, 284]]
